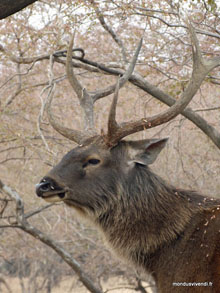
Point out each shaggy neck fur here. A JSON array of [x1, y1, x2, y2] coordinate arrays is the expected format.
[[97, 164, 218, 269]]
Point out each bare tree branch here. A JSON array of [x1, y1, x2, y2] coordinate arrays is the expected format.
[[89, 0, 128, 63], [133, 5, 179, 16], [47, 36, 142, 145], [0, 180, 24, 224], [0, 0, 37, 19], [93, 38, 142, 102], [0, 179, 103, 293], [104, 23, 220, 145], [0, 44, 84, 65], [133, 9, 220, 40], [24, 204, 55, 219], [72, 50, 220, 149], [0, 276, 12, 293], [1, 26, 219, 148], [0, 44, 51, 64], [194, 106, 220, 112]]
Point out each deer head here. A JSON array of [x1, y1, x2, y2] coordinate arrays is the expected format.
[[36, 24, 218, 214]]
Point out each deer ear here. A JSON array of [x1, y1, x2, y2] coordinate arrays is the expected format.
[[127, 137, 168, 165]]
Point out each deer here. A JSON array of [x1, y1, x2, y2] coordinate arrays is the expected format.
[[36, 26, 220, 293]]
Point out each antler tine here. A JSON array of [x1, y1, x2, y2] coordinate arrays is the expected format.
[[106, 38, 143, 146], [66, 34, 85, 101], [107, 78, 119, 139], [107, 23, 220, 145], [46, 85, 91, 145], [66, 34, 97, 137], [46, 33, 98, 145]]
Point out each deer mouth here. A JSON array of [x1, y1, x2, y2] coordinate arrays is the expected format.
[[36, 177, 67, 202], [41, 190, 66, 202]]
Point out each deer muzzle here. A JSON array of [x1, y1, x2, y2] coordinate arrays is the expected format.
[[36, 177, 66, 202]]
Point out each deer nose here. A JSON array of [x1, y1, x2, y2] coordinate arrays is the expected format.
[[36, 179, 54, 197]]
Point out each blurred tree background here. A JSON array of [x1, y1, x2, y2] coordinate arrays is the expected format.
[[0, 0, 220, 292]]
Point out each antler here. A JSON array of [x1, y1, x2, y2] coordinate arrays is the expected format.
[[46, 35, 97, 145], [107, 38, 143, 145], [106, 22, 220, 146], [47, 23, 219, 147], [47, 34, 142, 145], [46, 85, 92, 145]]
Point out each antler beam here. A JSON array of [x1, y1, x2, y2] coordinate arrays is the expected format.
[[46, 35, 97, 145], [46, 85, 91, 144], [105, 22, 220, 146]]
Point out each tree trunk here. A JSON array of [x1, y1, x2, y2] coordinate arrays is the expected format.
[[0, 0, 37, 19]]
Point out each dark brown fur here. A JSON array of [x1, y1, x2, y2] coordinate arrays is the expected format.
[[36, 138, 220, 292]]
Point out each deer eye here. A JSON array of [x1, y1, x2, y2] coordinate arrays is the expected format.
[[82, 159, 100, 168], [88, 159, 100, 165]]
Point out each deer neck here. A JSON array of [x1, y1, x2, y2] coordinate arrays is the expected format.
[[97, 166, 202, 263]]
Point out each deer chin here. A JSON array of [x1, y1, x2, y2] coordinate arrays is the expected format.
[[41, 190, 66, 203], [63, 195, 93, 211]]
